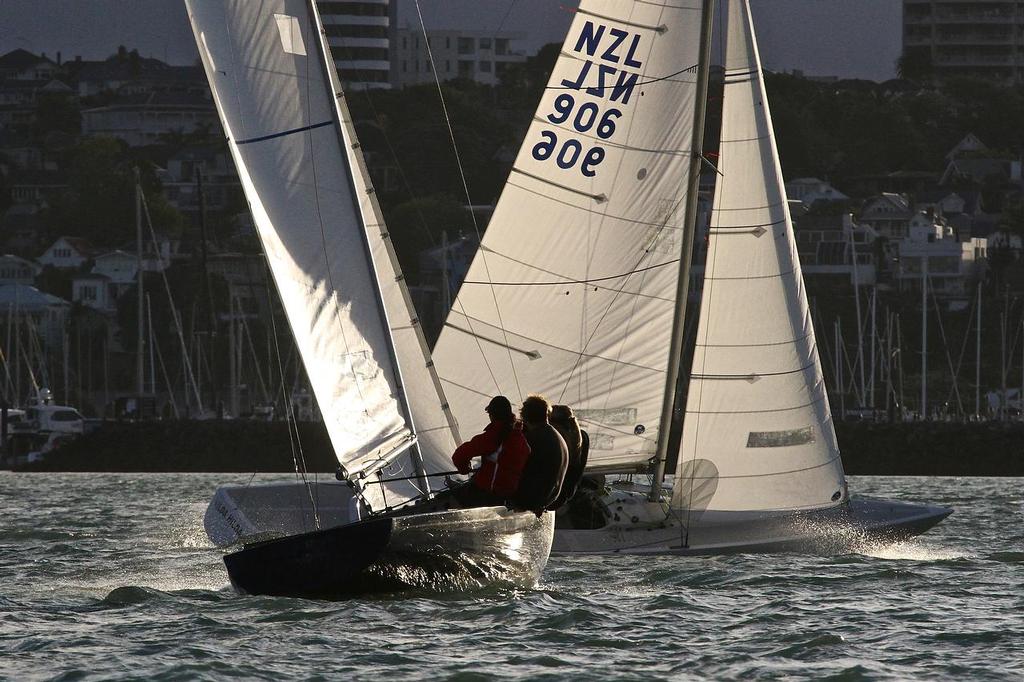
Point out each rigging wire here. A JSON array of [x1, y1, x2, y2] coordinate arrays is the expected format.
[[412, 0, 522, 400]]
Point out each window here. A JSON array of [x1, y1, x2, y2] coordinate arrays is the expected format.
[[458, 37, 475, 55], [479, 60, 492, 73], [496, 38, 509, 56], [317, 2, 388, 17], [323, 24, 388, 39], [479, 38, 492, 50], [402, 60, 407, 72], [51, 410, 82, 422], [747, 427, 815, 448]]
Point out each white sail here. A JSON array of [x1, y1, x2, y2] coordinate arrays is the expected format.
[[433, 0, 706, 471], [672, 0, 846, 513], [186, 1, 454, 482]]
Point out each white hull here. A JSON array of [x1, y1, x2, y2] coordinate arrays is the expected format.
[[206, 480, 951, 556]]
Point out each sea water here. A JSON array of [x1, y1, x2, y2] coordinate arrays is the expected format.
[[0, 473, 1020, 680]]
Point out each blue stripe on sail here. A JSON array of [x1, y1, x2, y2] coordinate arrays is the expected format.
[[235, 120, 333, 146]]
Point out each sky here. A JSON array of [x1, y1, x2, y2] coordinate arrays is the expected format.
[[0, 0, 903, 82]]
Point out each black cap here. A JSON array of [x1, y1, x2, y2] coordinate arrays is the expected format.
[[485, 395, 513, 419]]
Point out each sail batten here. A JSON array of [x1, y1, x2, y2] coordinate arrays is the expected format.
[[671, 0, 846, 513]]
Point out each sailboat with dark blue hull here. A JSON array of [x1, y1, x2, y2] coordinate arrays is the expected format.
[[185, 0, 553, 597]]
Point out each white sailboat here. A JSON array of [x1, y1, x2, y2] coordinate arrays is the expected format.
[[434, 0, 951, 555], [186, 0, 552, 596]]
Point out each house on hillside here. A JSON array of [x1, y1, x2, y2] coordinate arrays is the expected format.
[[81, 90, 217, 147], [785, 178, 849, 208], [38, 236, 95, 269], [896, 211, 986, 297], [858, 193, 915, 240], [793, 212, 877, 288], [0, 49, 59, 82], [0, 254, 41, 286], [0, 283, 69, 347]]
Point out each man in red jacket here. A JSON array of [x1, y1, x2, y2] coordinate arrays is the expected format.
[[450, 396, 531, 508]]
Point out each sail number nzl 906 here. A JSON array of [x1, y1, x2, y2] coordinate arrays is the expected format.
[[531, 20, 644, 179]]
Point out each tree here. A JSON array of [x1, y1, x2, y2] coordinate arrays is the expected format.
[[44, 137, 184, 247], [896, 49, 933, 83]]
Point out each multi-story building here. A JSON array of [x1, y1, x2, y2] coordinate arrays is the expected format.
[[390, 27, 527, 88], [317, 0, 395, 90], [903, 0, 1024, 84]]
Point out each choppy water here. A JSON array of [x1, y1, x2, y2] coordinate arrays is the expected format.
[[0, 473, 1021, 680]]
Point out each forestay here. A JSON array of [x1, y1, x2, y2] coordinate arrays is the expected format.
[[672, 0, 846, 513], [186, 1, 455, 485], [433, 0, 705, 472]]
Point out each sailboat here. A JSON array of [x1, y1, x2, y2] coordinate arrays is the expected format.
[[433, 0, 952, 554], [186, 0, 553, 597]]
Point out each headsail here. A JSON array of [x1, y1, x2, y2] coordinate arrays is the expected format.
[[672, 0, 846, 513], [433, 0, 706, 472], [185, 1, 456, 488]]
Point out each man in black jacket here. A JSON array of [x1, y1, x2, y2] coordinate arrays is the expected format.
[[511, 394, 568, 516]]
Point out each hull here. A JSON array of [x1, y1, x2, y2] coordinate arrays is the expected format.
[[225, 505, 554, 598], [206, 481, 951, 560], [553, 496, 952, 556]]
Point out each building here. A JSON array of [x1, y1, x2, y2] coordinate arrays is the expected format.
[[317, 0, 395, 90], [0, 283, 70, 348], [859, 193, 916, 240], [896, 211, 986, 296], [38, 237, 95, 270], [793, 212, 878, 288], [903, 0, 1024, 84], [784, 178, 850, 207], [0, 49, 59, 82], [391, 28, 527, 88], [0, 255, 41, 286], [81, 91, 217, 147]]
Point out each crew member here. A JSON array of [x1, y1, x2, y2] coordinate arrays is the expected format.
[[450, 395, 530, 508], [548, 404, 589, 511], [511, 394, 568, 516]]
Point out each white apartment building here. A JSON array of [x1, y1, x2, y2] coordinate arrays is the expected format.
[[318, 0, 395, 90], [391, 27, 527, 88]]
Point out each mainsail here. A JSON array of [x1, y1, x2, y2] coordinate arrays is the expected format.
[[185, 1, 456, 495], [672, 0, 847, 513], [433, 0, 707, 472]]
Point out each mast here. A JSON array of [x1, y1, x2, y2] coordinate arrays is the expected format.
[[135, 167, 145, 401], [649, 0, 716, 501], [921, 257, 927, 419], [976, 283, 982, 418], [869, 285, 877, 410], [303, 0, 428, 490]]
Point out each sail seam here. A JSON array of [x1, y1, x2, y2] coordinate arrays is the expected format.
[[706, 218, 785, 230], [531, 115, 691, 155], [713, 200, 786, 212], [463, 259, 678, 287], [691, 360, 816, 380], [463, 249, 675, 302], [506, 180, 683, 230], [235, 120, 333, 145], [685, 393, 826, 415], [674, 454, 842, 480], [705, 267, 796, 281], [719, 134, 770, 144], [695, 331, 813, 348], [575, 9, 670, 33], [443, 319, 667, 374], [510, 168, 607, 202]]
